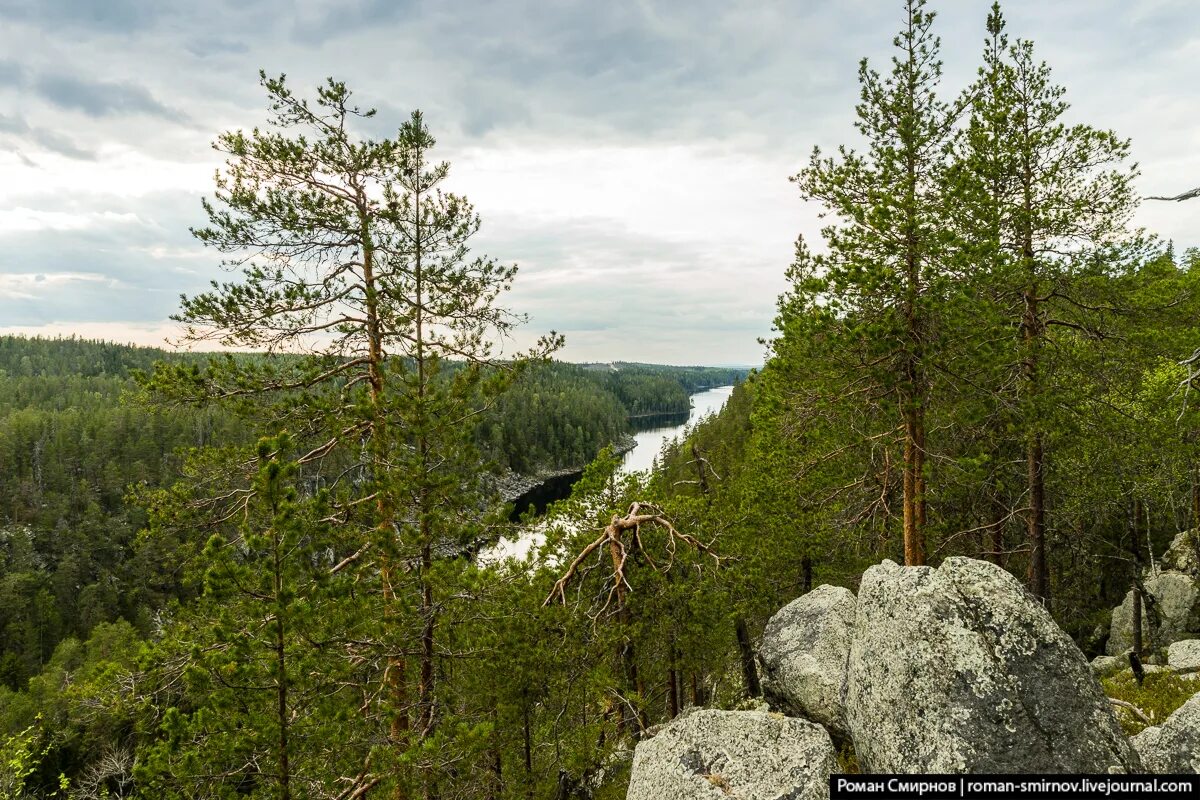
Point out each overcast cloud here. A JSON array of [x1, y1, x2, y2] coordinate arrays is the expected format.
[[1, 0, 1198, 365]]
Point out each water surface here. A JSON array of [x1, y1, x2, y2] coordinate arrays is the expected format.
[[619, 385, 734, 474]]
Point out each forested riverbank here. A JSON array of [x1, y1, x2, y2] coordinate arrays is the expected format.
[[0, 335, 744, 694]]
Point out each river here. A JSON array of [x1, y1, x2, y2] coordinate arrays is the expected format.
[[618, 385, 735, 474], [487, 385, 734, 563]]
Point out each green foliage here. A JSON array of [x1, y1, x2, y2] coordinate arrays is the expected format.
[[791, 0, 963, 565], [946, 1, 1144, 601], [479, 362, 629, 474], [135, 435, 360, 799], [0, 331, 734, 706], [6, 5, 1200, 798], [0, 724, 41, 800], [1102, 671, 1197, 736], [836, 743, 861, 775]]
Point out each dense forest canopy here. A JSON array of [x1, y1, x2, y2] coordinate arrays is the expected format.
[[2, 1, 1200, 797], [0, 334, 743, 698]]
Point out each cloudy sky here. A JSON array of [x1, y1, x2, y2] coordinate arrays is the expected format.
[[1, 0, 1198, 365]]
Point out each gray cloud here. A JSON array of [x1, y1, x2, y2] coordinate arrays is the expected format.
[[289, 0, 421, 44], [474, 216, 784, 363], [0, 57, 23, 86], [184, 37, 250, 58], [0, 0, 170, 32], [0, 113, 95, 159], [32, 73, 187, 122], [0, 0, 1197, 363]]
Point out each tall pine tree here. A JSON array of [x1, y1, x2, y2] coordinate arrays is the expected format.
[[141, 75, 560, 800], [952, 3, 1138, 603], [793, 0, 961, 564]]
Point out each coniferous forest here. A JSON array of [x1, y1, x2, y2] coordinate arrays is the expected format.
[[4, 0, 1200, 796]]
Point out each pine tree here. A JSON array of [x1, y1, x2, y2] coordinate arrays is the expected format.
[[138, 435, 356, 800], [139, 74, 560, 799], [792, 0, 961, 565], [952, 3, 1138, 603]]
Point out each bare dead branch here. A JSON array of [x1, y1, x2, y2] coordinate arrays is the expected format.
[[543, 501, 722, 615]]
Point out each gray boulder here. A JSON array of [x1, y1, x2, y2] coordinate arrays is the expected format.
[[1132, 692, 1200, 773], [760, 584, 856, 737], [1167, 640, 1200, 673], [626, 709, 836, 800], [845, 557, 1140, 773], [1107, 572, 1200, 656], [1090, 655, 1125, 678], [1162, 529, 1200, 576]]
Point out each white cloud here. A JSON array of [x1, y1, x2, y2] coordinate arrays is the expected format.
[[0, 207, 144, 234], [0, 146, 214, 205], [0, 271, 117, 299]]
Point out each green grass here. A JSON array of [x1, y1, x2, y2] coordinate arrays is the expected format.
[[1102, 670, 1198, 736]]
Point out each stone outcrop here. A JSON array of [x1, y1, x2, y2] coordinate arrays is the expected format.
[[1090, 654, 1125, 678], [1108, 530, 1200, 656], [1107, 572, 1200, 656], [626, 709, 836, 800], [1162, 529, 1200, 576], [624, 556, 1181, 794], [1167, 639, 1200, 673], [845, 558, 1139, 773], [1132, 693, 1200, 774], [760, 584, 855, 737]]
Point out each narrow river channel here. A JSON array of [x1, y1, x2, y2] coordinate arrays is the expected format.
[[488, 385, 734, 562], [617, 385, 734, 475]]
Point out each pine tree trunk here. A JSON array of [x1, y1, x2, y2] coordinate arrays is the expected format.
[[360, 208, 411, 766], [900, 49, 928, 568], [734, 617, 761, 698], [487, 706, 503, 800], [1022, 274, 1050, 605], [902, 399, 927, 566], [608, 536, 645, 738], [1192, 467, 1200, 530], [1021, 143, 1050, 608], [417, 501, 437, 799], [1027, 433, 1049, 604], [1132, 582, 1143, 657], [273, 520, 292, 800], [667, 655, 679, 719], [691, 443, 710, 499], [988, 486, 1006, 567], [523, 695, 534, 800], [413, 172, 439, 800]]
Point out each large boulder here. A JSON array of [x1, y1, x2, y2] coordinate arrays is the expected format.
[[1107, 572, 1200, 656], [1132, 693, 1200, 773], [1167, 640, 1200, 673], [845, 557, 1140, 773], [1162, 529, 1200, 576], [760, 584, 856, 737], [626, 709, 836, 800]]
